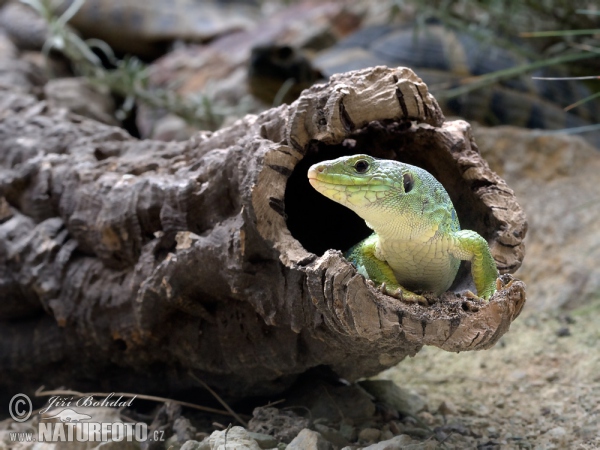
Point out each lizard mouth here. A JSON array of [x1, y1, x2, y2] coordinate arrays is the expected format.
[[308, 167, 369, 188]]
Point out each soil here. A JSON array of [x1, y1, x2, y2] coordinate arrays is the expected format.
[[379, 297, 600, 449]]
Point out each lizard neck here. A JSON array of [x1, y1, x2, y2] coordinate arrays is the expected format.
[[366, 215, 437, 246]]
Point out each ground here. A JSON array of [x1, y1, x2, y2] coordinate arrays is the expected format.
[[379, 298, 600, 449]]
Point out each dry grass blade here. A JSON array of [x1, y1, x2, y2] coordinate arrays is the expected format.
[[188, 372, 248, 427]]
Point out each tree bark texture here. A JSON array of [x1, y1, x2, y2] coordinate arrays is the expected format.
[[0, 66, 527, 398]]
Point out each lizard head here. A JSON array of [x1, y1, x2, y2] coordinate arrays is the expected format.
[[307, 154, 456, 236]]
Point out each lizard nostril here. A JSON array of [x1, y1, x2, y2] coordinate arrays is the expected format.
[[316, 166, 325, 173]]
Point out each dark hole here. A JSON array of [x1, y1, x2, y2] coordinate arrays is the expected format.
[[284, 120, 496, 290], [276, 45, 294, 60], [285, 141, 370, 256], [113, 338, 127, 352]]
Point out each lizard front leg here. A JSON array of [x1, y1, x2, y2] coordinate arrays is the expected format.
[[345, 235, 427, 304], [449, 230, 499, 300]]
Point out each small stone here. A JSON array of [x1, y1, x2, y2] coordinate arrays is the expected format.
[[359, 380, 426, 416], [287, 382, 376, 422], [510, 370, 527, 381], [314, 424, 349, 448], [545, 370, 560, 382], [546, 426, 566, 440], [44, 77, 117, 125], [379, 429, 394, 441], [180, 441, 202, 450], [417, 411, 435, 425], [201, 426, 261, 450], [556, 327, 571, 337], [287, 429, 332, 450], [339, 420, 356, 441], [361, 434, 415, 449], [437, 400, 458, 416], [358, 427, 380, 443], [563, 315, 576, 324], [248, 407, 310, 443], [247, 432, 279, 449], [388, 421, 403, 435]]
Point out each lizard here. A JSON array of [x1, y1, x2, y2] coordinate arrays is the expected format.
[[307, 154, 498, 304]]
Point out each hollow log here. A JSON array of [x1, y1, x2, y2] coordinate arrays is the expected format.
[[0, 66, 526, 399]]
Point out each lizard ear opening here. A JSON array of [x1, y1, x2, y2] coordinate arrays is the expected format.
[[403, 173, 414, 193]]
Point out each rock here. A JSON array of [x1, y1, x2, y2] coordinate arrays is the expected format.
[[180, 441, 202, 450], [360, 434, 434, 450], [0, 1, 48, 50], [556, 327, 571, 337], [286, 429, 332, 450], [287, 382, 376, 422], [436, 400, 458, 416], [358, 427, 381, 443], [475, 126, 600, 310], [137, 1, 359, 137], [173, 416, 197, 444], [0, 33, 46, 93], [150, 114, 197, 142], [338, 420, 357, 442], [380, 429, 394, 441], [246, 432, 279, 449], [44, 77, 118, 125], [198, 426, 262, 450], [248, 407, 309, 444], [546, 426, 567, 440], [313, 424, 350, 448], [359, 380, 426, 416]]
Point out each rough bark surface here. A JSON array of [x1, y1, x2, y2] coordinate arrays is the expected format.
[[0, 66, 526, 399]]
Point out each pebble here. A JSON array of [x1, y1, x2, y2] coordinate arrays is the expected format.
[[314, 424, 349, 448], [247, 432, 279, 449], [338, 420, 356, 442], [359, 434, 418, 450], [379, 429, 394, 441], [556, 327, 571, 337], [287, 428, 332, 450], [358, 427, 380, 443], [388, 421, 403, 435], [418, 411, 435, 425], [437, 400, 458, 416], [546, 426, 566, 440]]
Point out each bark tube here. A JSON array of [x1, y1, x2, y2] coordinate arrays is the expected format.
[[0, 67, 526, 398]]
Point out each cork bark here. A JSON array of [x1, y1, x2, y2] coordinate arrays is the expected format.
[[0, 66, 526, 399]]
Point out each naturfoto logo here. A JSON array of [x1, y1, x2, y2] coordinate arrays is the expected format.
[[8, 393, 164, 444]]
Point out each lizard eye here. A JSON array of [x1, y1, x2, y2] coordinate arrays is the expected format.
[[403, 173, 414, 193], [354, 159, 369, 173]]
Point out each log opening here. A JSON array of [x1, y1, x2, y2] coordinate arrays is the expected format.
[[284, 119, 503, 295]]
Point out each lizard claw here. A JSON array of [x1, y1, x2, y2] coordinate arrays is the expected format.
[[496, 277, 514, 291], [496, 278, 502, 291], [369, 280, 428, 305], [387, 286, 427, 305], [464, 290, 495, 302]]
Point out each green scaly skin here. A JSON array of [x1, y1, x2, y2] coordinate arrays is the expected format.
[[307, 154, 498, 303]]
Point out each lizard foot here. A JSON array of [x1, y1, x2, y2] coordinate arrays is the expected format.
[[378, 283, 428, 305], [496, 277, 514, 291], [464, 290, 486, 301]]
